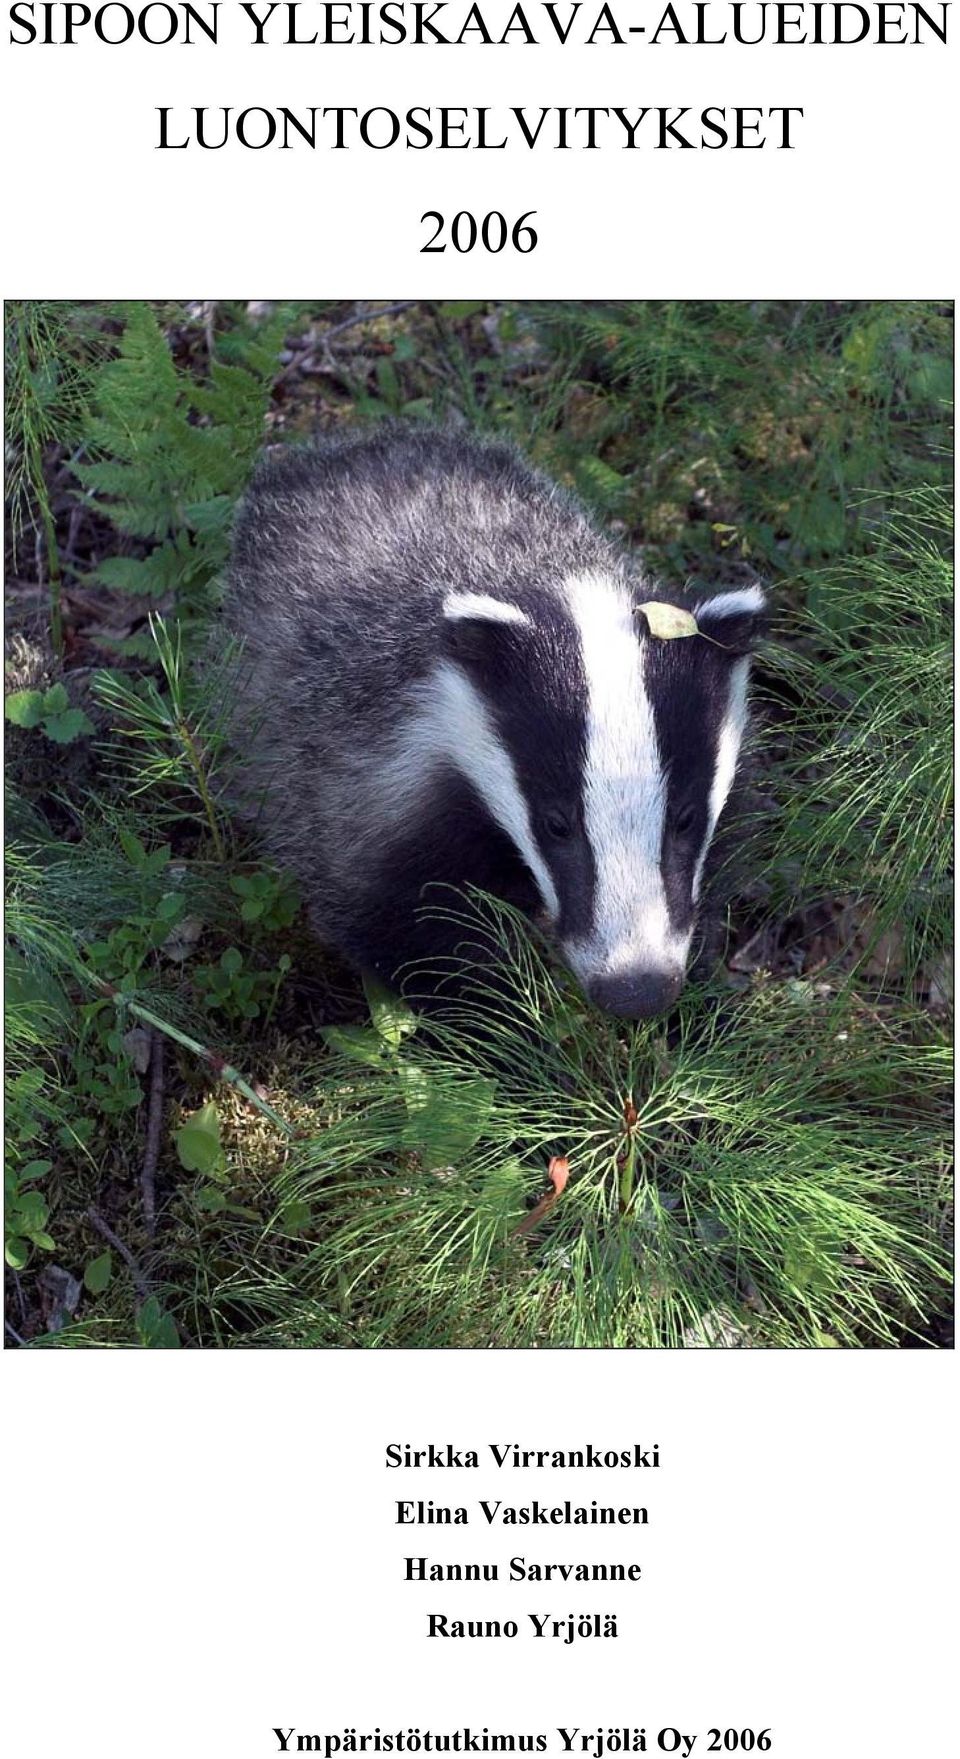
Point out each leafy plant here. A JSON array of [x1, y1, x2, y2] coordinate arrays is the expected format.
[[136, 1295, 180, 1348], [230, 867, 300, 931], [4, 301, 108, 656], [75, 301, 293, 636], [5, 1159, 57, 1270], [193, 945, 291, 1025], [84, 1250, 113, 1295], [5, 682, 95, 745]]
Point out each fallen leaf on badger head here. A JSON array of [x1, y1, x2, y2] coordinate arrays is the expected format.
[[636, 602, 699, 641]]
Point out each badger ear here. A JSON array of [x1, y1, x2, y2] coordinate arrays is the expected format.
[[695, 584, 767, 656], [442, 593, 530, 668]]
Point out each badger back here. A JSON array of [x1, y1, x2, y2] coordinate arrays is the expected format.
[[221, 425, 622, 869], [229, 425, 615, 629]]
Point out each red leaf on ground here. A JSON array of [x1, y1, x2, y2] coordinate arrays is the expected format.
[[513, 1154, 570, 1237], [548, 1155, 570, 1195]]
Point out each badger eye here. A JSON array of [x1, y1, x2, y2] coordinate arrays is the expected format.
[[672, 803, 698, 838], [543, 809, 573, 842]]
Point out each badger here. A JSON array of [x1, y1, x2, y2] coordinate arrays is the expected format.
[[224, 424, 763, 1019]]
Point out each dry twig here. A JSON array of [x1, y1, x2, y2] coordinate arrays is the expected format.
[[87, 1207, 150, 1302]]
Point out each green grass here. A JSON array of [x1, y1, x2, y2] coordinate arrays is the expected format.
[[753, 486, 953, 982], [252, 898, 949, 1349], [3, 298, 953, 1348]]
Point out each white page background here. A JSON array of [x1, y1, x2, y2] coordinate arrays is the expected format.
[[2, 10, 956, 1757], [4, 1348, 954, 1754], [3, 24, 958, 291]]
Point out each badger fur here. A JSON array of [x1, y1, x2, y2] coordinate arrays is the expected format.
[[224, 424, 763, 1019]]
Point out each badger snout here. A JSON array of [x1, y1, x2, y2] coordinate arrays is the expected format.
[[587, 967, 684, 1020]]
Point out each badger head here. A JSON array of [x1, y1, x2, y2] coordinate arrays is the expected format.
[[437, 575, 765, 1020]]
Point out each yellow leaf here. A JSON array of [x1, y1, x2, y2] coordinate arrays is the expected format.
[[637, 602, 699, 640]]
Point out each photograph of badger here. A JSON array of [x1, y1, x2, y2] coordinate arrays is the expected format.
[[5, 299, 950, 1350], [225, 424, 764, 1019]]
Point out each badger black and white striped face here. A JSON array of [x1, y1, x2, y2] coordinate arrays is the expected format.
[[438, 575, 764, 1019]]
